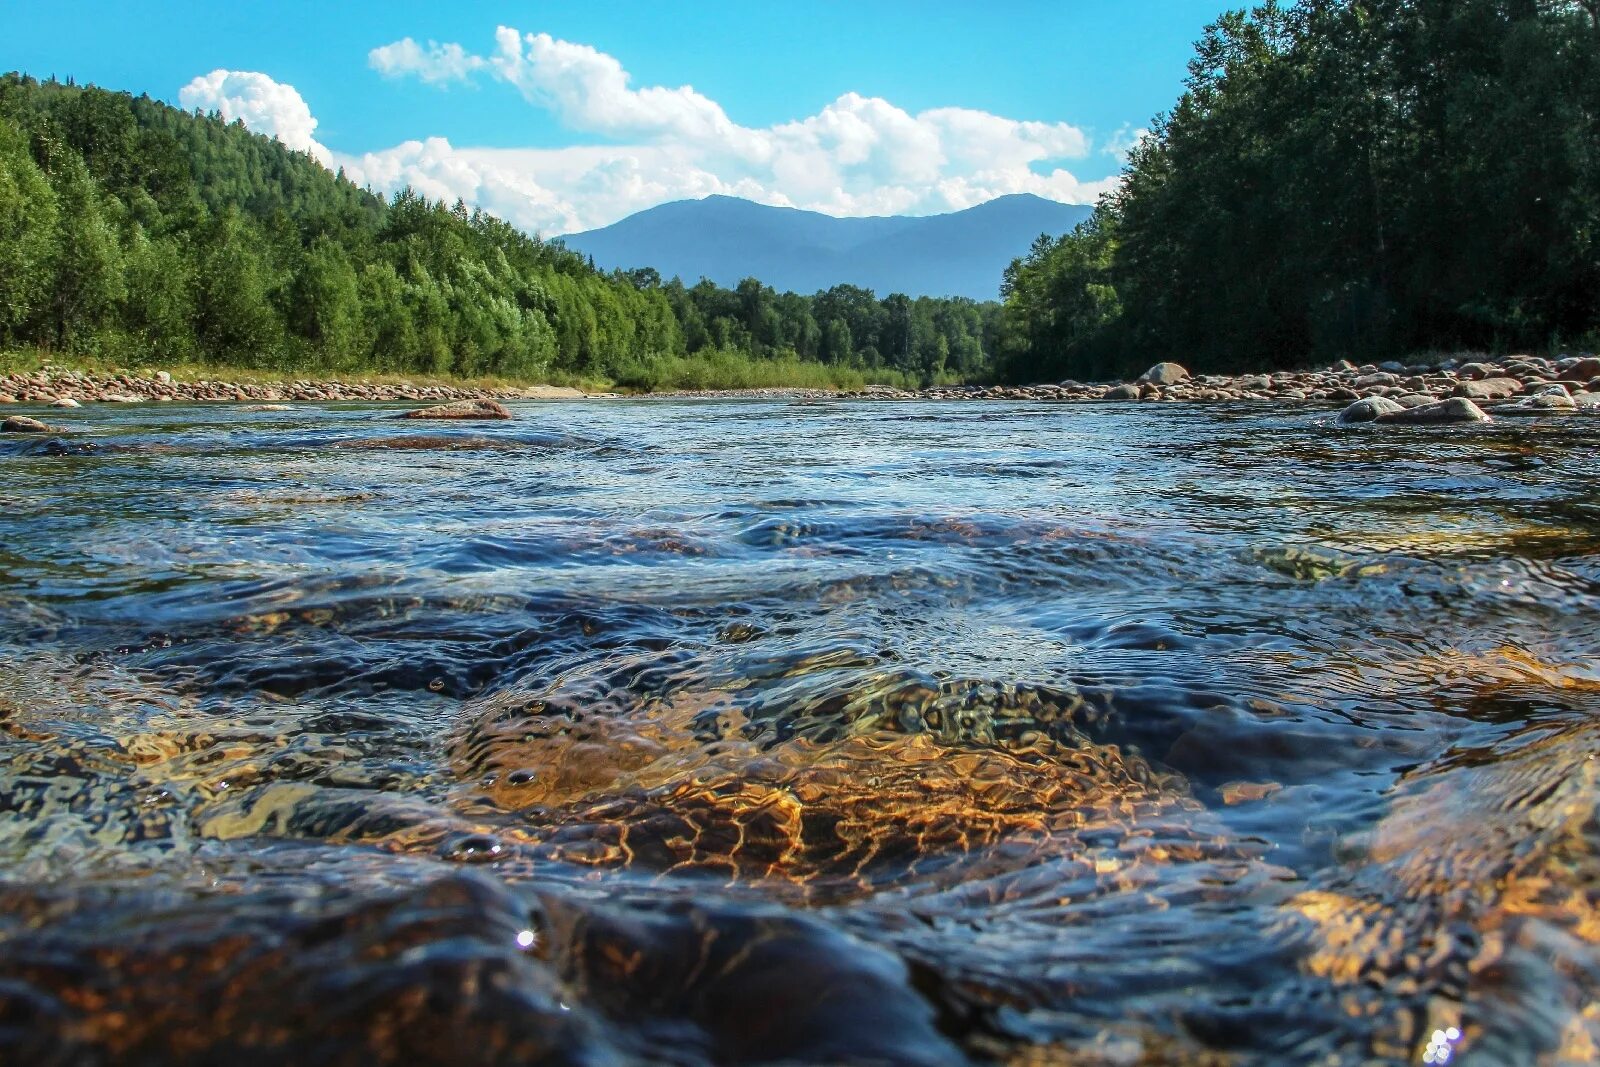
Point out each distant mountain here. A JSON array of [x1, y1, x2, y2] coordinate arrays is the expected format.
[[561, 194, 1094, 301]]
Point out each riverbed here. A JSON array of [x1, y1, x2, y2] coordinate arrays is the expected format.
[[2, 398, 1598, 1065]]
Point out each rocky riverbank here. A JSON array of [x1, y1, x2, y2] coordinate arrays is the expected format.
[[832, 353, 1600, 412], [3, 354, 1598, 417], [0, 368, 595, 406]]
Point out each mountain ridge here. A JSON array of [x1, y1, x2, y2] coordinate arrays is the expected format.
[[562, 193, 1093, 300]]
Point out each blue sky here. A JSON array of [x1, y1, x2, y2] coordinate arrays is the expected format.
[[7, 1, 1226, 233]]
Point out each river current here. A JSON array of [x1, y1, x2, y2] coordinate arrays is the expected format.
[[2, 398, 1598, 1065]]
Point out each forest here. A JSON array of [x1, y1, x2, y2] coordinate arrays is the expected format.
[[0, 73, 1000, 389], [998, 0, 1600, 381]]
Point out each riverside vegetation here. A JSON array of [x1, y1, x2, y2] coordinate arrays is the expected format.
[[4, 6, 1599, 397], [0, 74, 997, 392]]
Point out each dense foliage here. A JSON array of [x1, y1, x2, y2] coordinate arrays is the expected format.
[[0, 74, 1000, 387], [1000, 0, 1600, 381]]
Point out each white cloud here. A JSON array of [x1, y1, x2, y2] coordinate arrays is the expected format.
[[368, 38, 485, 86], [178, 70, 330, 165], [1102, 123, 1150, 162], [186, 35, 1122, 236]]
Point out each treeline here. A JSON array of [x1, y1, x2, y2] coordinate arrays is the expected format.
[[1000, 0, 1600, 381], [0, 74, 1000, 387], [623, 269, 998, 389]]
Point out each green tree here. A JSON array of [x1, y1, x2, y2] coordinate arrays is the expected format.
[[0, 116, 57, 340]]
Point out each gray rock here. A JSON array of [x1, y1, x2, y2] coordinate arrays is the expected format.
[[1353, 372, 1398, 388], [1103, 384, 1142, 400], [1337, 396, 1406, 424], [1375, 397, 1492, 425], [1138, 362, 1190, 386], [50, 397, 81, 408], [1495, 392, 1577, 416]]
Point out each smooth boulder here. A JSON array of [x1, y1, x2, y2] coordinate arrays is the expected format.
[[1495, 390, 1576, 417], [1453, 377, 1522, 401], [1556, 357, 1600, 382], [1138, 362, 1191, 386], [1102, 384, 1142, 401], [1374, 397, 1491, 425], [1337, 396, 1405, 424], [398, 399, 514, 421], [2, 415, 66, 434]]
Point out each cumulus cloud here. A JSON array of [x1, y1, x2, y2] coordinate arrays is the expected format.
[[192, 33, 1122, 235], [179, 70, 330, 164]]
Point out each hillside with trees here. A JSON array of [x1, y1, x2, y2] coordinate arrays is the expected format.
[[999, 0, 1600, 382], [0, 74, 1001, 389]]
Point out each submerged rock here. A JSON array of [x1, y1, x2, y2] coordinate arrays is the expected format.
[[1139, 362, 1191, 386], [2, 415, 66, 434], [1337, 396, 1405, 424], [1374, 397, 1492, 425], [399, 399, 514, 421], [50, 397, 81, 408]]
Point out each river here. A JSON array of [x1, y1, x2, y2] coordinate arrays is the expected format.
[[2, 398, 1598, 1065]]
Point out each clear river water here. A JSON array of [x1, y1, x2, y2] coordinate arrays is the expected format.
[[1, 398, 1599, 1065]]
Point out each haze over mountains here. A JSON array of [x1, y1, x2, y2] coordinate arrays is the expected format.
[[561, 194, 1094, 301]]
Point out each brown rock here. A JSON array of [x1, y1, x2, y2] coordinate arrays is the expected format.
[[1557, 357, 1600, 382], [1453, 377, 1522, 401], [398, 399, 514, 421], [2, 415, 66, 434]]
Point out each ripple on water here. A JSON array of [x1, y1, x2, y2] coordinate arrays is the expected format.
[[1, 400, 1599, 1063]]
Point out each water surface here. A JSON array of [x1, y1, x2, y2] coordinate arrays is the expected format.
[[2, 399, 1599, 1065]]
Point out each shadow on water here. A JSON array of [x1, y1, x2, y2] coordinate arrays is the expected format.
[[1, 400, 1599, 1064]]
